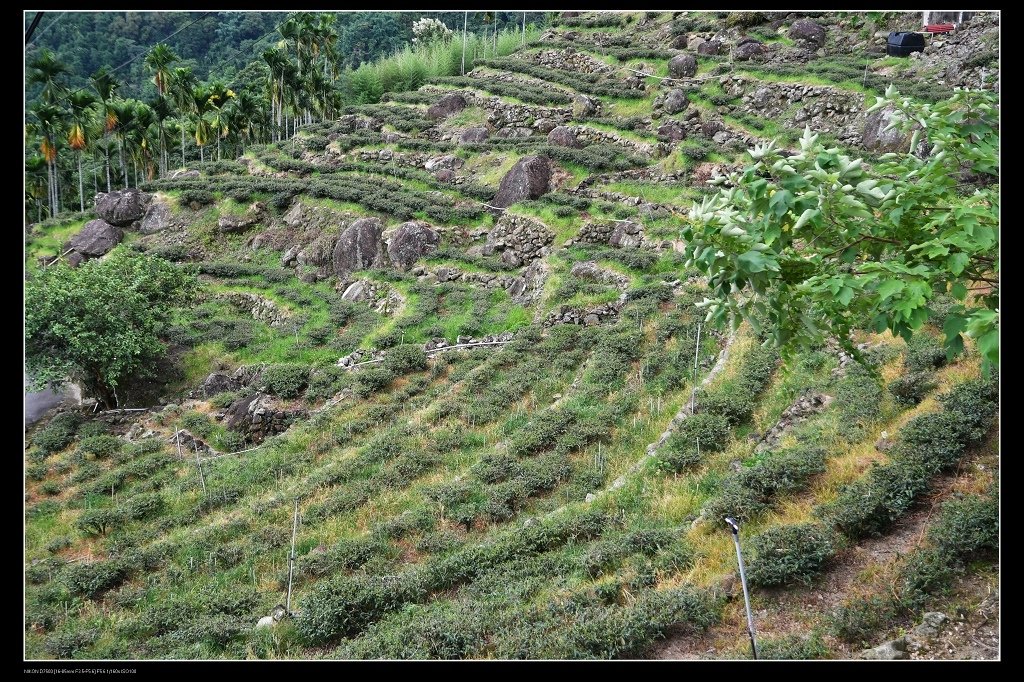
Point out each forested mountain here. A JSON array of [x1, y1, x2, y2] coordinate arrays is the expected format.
[[26, 11, 547, 102]]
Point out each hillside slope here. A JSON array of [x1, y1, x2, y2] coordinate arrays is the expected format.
[[24, 10, 999, 661]]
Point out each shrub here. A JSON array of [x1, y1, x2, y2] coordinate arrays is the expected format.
[[178, 189, 214, 208], [27, 462, 50, 481], [888, 371, 936, 406], [208, 391, 240, 408], [32, 412, 82, 456], [705, 446, 827, 522], [834, 363, 884, 439], [938, 378, 998, 444], [61, 558, 127, 597], [383, 344, 428, 375], [263, 364, 310, 399], [76, 421, 109, 438], [44, 628, 99, 658], [746, 523, 840, 587], [75, 508, 122, 537], [120, 492, 165, 521], [353, 367, 395, 397], [829, 594, 899, 643], [40, 480, 62, 496], [179, 411, 214, 438], [75, 434, 122, 460], [904, 332, 948, 372]]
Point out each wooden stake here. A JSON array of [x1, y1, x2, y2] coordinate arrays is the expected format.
[[193, 439, 207, 495], [286, 497, 299, 613]]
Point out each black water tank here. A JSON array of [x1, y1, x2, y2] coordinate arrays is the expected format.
[[887, 32, 925, 57]]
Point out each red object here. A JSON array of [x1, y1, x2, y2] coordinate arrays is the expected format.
[[923, 23, 955, 33]]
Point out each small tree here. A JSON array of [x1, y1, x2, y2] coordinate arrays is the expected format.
[[25, 247, 198, 408], [411, 17, 453, 46], [682, 87, 998, 372]]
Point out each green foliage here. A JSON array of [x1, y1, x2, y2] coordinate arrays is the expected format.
[[75, 435, 123, 461], [262, 364, 310, 399], [705, 445, 826, 522], [758, 632, 830, 660], [682, 89, 999, 372], [829, 594, 899, 643], [887, 371, 936, 406], [31, 412, 83, 456], [383, 345, 428, 375], [26, 248, 198, 407], [903, 332, 948, 373], [746, 522, 840, 587]]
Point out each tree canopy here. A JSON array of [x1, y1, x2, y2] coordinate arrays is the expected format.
[[25, 248, 198, 407], [681, 87, 998, 372]]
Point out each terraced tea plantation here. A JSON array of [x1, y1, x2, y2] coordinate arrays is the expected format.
[[25, 11, 999, 660]]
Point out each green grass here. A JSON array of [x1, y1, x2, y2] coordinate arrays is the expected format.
[[25, 218, 88, 269]]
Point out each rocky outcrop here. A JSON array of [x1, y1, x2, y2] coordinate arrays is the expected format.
[[547, 125, 582, 148], [333, 217, 385, 276], [387, 221, 440, 270], [569, 261, 631, 289], [755, 391, 832, 452], [217, 202, 266, 233], [670, 34, 688, 50], [530, 49, 611, 74], [481, 214, 554, 267], [424, 155, 463, 172], [94, 189, 149, 227], [294, 233, 339, 271], [789, 19, 826, 47], [733, 38, 765, 61], [68, 220, 123, 258], [668, 53, 698, 78], [862, 105, 913, 153], [860, 637, 909, 660], [459, 126, 490, 144], [697, 40, 725, 55], [572, 94, 599, 118], [224, 393, 307, 443], [426, 92, 467, 120], [544, 300, 624, 327], [338, 279, 402, 315], [657, 120, 687, 141], [139, 197, 174, 234], [506, 259, 549, 304], [491, 155, 552, 208], [609, 220, 645, 249], [200, 372, 242, 399], [218, 292, 291, 328]]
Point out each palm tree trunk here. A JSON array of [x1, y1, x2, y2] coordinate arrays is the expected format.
[[78, 152, 85, 213], [106, 150, 112, 192], [47, 162, 54, 218], [118, 139, 127, 190]]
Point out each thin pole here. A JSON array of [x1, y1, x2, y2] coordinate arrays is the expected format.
[[691, 322, 701, 415], [461, 11, 468, 75], [522, 11, 526, 46], [726, 518, 758, 659], [193, 438, 207, 495], [285, 497, 299, 613]]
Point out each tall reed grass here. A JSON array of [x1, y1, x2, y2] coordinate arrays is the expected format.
[[342, 26, 541, 105]]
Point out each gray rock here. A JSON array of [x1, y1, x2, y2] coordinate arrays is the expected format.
[[533, 117, 558, 134], [167, 168, 200, 179], [68, 219, 123, 257], [426, 92, 467, 120], [734, 39, 765, 61], [333, 217, 386, 276], [863, 105, 913, 153], [139, 198, 173, 234], [657, 120, 687, 141], [201, 373, 241, 399], [697, 40, 724, 56], [860, 637, 908, 660], [547, 125, 582, 148], [712, 130, 731, 144], [435, 168, 456, 183], [296, 233, 339, 270], [789, 19, 826, 47], [913, 612, 949, 638], [668, 53, 698, 78], [459, 126, 490, 144], [94, 188, 149, 226], [424, 155, 464, 172], [670, 34, 688, 50], [583, 314, 600, 326], [387, 221, 440, 270], [609, 221, 643, 249], [663, 88, 689, 114], [217, 202, 266, 233], [572, 94, 598, 118], [491, 155, 552, 208]]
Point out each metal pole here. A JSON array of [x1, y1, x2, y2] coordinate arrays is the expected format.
[[691, 323, 701, 415], [461, 11, 468, 75], [725, 517, 758, 659], [193, 439, 207, 495], [285, 497, 299, 613]]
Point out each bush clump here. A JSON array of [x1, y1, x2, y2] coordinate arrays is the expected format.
[[263, 364, 310, 399], [747, 523, 840, 587]]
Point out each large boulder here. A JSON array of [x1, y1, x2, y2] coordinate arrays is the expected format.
[[609, 221, 644, 249], [547, 125, 582, 148], [657, 120, 687, 141], [459, 126, 490, 144], [68, 220, 123, 257], [333, 217, 385, 276], [663, 88, 689, 114], [670, 34, 688, 50], [200, 372, 241, 399], [863, 106, 913, 153], [491, 155, 552, 208], [733, 38, 765, 61], [139, 197, 173, 234], [668, 53, 698, 79], [424, 155, 464, 172], [572, 94, 598, 118], [387, 221, 440, 270], [789, 19, 826, 47], [94, 189, 149, 227], [697, 40, 724, 56], [296, 233, 339, 271], [426, 92, 467, 120]]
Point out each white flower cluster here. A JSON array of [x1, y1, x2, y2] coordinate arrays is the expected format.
[[412, 17, 453, 45]]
